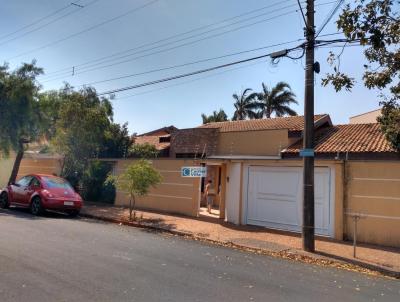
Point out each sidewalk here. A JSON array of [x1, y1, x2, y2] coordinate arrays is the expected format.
[[80, 202, 400, 278]]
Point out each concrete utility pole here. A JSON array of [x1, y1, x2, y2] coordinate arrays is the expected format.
[[302, 0, 316, 252]]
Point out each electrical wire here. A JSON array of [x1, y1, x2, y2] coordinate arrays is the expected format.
[[0, 0, 101, 47], [39, 0, 336, 82], [113, 61, 266, 100], [96, 44, 304, 96], [6, 0, 161, 61], [316, 0, 344, 37], [41, 8, 302, 83], [39, 0, 298, 79], [0, 0, 84, 41], [100, 38, 357, 99], [72, 39, 306, 87], [296, 0, 308, 27]]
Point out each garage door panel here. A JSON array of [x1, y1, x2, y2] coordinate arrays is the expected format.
[[246, 166, 332, 237], [249, 194, 299, 226], [247, 167, 301, 230]]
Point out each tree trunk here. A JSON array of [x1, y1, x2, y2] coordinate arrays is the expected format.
[[132, 195, 136, 220], [8, 142, 24, 185], [266, 108, 271, 119], [129, 196, 133, 221]]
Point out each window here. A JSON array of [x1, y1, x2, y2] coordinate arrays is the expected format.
[[16, 176, 33, 187], [159, 136, 171, 143], [42, 177, 73, 190], [30, 177, 41, 188]]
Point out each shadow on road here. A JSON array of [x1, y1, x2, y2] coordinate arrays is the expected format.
[[0, 207, 79, 220]]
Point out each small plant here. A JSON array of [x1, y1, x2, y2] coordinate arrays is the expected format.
[[112, 159, 162, 221]]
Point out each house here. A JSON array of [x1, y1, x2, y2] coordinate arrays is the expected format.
[[133, 125, 178, 157], [349, 108, 381, 124], [157, 114, 398, 247]]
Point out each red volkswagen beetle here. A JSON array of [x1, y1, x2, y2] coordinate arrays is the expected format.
[[0, 174, 83, 217]]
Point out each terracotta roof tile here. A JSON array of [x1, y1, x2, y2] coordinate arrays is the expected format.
[[199, 114, 329, 132], [134, 135, 170, 151], [284, 123, 395, 154]]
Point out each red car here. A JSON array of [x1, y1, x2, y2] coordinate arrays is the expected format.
[[0, 174, 83, 217]]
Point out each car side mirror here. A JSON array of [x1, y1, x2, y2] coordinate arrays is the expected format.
[[12, 182, 20, 187]]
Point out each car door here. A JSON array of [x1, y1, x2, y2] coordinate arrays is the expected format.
[[11, 176, 32, 204], [24, 177, 41, 206]]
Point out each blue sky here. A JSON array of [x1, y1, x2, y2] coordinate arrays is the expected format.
[[0, 0, 383, 134]]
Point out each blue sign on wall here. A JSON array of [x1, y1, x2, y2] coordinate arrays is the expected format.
[[299, 148, 315, 157], [181, 167, 207, 178]]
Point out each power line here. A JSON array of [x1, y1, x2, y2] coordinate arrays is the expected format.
[[316, 0, 344, 37], [96, 44, 304, 96], [0, 0, 84, 41], [46, 33, 344, 88], [71, 39, 305, 87], [0, 0, 101, 47], [41, 8, 302, 83], [296, 0, 308, 27], [40, 1, 336, 82], [113, 61, 266, 100], [39, 0, 299, 79], [6, 0, 161, 61]]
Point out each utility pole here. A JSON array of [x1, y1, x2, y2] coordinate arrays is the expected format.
[[302, 0, 315, 252]]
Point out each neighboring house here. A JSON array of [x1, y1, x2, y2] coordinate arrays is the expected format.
[[170, 115, 331, 158], [133, 125, 178, 157], [349, 108, 381, 124]]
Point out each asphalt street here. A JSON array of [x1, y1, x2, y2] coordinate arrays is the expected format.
[[0, 208, 399, 302]]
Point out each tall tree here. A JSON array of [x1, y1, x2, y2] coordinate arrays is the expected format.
[[322, 0, 399, 150], [256, 82, 298, 118], [232, 88, 258, 120], [0, 62, 44, 184], [201, 109, 228, 124], [100, 122, 132, 158], [52, 85, 113, 185]]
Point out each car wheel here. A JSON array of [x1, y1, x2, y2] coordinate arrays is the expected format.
[[30, 197, 43, 216], [67, 210, 80, 218], [0, 192, 9, 209]]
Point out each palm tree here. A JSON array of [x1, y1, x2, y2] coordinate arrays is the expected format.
[[201, 109, 228, 124], [232, 88, 258, 120], [256, 82, 298, 118]]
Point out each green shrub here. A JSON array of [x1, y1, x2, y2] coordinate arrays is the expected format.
[[81, 160, 115, 203]]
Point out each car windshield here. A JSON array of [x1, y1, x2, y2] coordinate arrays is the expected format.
[[42, 177, 74, 190]]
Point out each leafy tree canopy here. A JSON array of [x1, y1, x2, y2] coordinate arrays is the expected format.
[[113, 159, 162, 220], [0, 61, 44, 184], [129, 142, 160, 159], [100, 122, 132, 158], [51, 85, 113, 183], [255, 82, 298, 118], [201, 109, 228, 124], [322, 0, 399, 151], [232, 88, 258, 120], [378, 100, 400, 151]]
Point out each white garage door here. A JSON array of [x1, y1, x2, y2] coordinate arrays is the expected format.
[[245, 166, 333, 236]]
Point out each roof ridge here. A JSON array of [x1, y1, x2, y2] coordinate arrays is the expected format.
[[335, 122, 380, 127]]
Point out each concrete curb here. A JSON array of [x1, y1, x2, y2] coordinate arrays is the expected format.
[[80, 212, 400, 280]]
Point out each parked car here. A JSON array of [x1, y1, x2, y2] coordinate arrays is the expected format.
[[0, 174, 83, 217]]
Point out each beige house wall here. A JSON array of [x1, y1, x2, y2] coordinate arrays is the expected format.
[[0, 157, 15, 187], [114, 159, 200, 217], [349, 109, 381, 124], [216, 129, 289, 156], [0, 154, 61, 187], [345, 160, 400, 247]]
